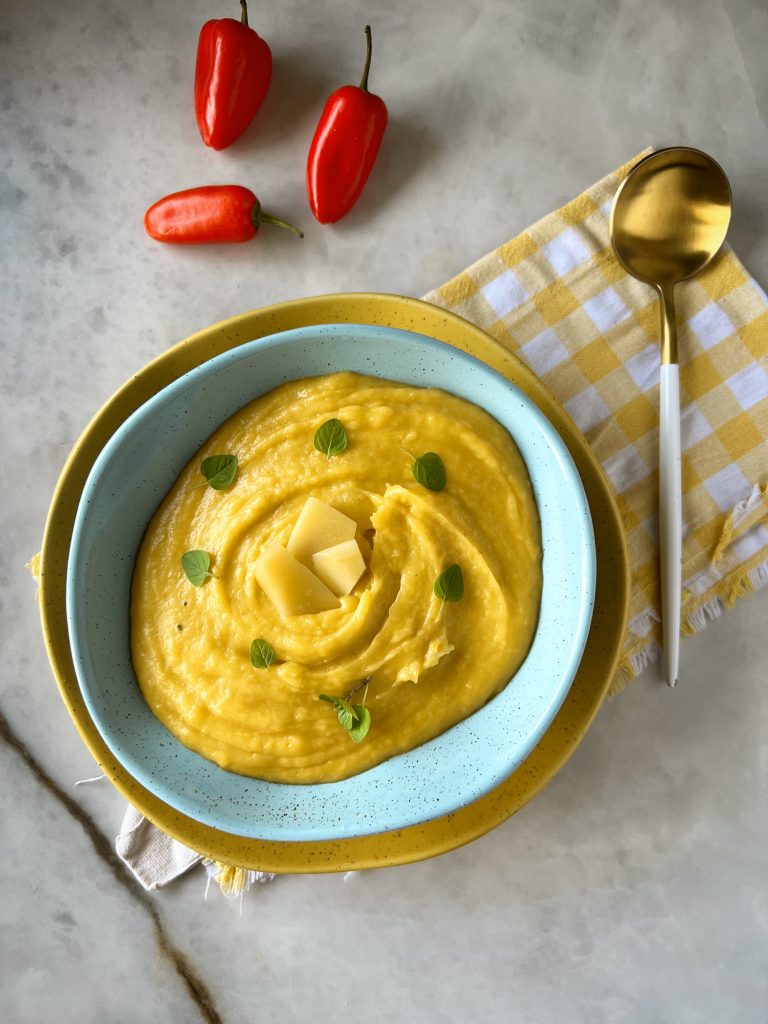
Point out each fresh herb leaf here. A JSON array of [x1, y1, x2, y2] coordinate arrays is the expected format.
[[336, 697, 359, 730], [319, 692, 371, 742], [412, 452, 446, 492], [250, 639, 276, 669], [349, 705, 371, 742], [181, 549, 215, 587], [200, 454, 238, 490], [319, 694, 357, 730], [313, 418, 348, 458], [434, 563, 464, 603]]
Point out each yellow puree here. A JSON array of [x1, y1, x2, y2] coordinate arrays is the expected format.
[[131, 372, 542, 784]]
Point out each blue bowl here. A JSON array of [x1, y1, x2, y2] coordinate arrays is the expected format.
[[66, 324, 595, 841]]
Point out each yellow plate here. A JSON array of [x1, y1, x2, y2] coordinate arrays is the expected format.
[[39, 294, 629, 872]]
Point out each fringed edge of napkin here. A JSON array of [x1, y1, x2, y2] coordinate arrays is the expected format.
[[610, 547, 768, 694], [203, 861, 276, 898]]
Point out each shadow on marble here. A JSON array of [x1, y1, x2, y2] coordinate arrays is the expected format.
[[228, 44, 342, 160]]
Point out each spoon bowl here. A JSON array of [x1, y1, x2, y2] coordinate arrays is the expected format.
[[611, 147, 732, 291]]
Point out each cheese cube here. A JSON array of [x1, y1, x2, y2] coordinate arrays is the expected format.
[[254, 544, 340, 616], [286, 497, 357, 562], [312, 539, 366, 597]]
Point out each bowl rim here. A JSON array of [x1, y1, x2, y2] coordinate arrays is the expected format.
[[66, 321, 596, 840], [38, 291, 630, 871]]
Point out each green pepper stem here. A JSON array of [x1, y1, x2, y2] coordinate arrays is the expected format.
[[240, 0, 248, 27], [252, 202, 304, 238], [359, 25, 373, 92]]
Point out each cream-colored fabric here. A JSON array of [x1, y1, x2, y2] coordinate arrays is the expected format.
[[115, 807, 275, 893], [115, 805, 202, 890]]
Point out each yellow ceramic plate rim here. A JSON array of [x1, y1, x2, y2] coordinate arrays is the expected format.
[[39, 293, 629, 873]]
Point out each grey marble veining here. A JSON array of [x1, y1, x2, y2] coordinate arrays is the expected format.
[[0, 741, 203, 1023], [1, 0, 767, 1021]]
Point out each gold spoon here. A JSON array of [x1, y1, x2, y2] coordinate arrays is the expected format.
[[610, 147, 732, 687]]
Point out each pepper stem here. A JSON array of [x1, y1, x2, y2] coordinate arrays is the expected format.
[[359, 25, 373, 92], [252, 202, 304, 238], [240, 0, 248, 27]]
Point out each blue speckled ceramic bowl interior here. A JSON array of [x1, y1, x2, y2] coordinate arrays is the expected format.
[[66, 324, 595, 841]]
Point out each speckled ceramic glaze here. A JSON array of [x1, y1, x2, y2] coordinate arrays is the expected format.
[[66, 322, 595, 842], [41, 294, 628, 871]]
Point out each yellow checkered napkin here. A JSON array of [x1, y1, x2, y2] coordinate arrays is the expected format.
[[423, 151, 768, 689]]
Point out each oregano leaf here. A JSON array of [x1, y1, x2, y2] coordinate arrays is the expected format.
[[335, 697, 358, 731], [434, 563, 464, 603], [250, 639, 276, 669], [349, 705, 371, 743], [319, 692, 370, 742], [313, 419, 348, 458], [412, 452, 446, 492], [181, 549, 215, 587], [200, 454, 238, 490]]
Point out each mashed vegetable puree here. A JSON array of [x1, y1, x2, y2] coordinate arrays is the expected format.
[[130, 371, 542, 783]]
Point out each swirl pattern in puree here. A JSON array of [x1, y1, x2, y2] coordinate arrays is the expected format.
[[131, 372, 542, 783]]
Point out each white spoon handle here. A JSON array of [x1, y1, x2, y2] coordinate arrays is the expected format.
[[659, 363, 682, 686]]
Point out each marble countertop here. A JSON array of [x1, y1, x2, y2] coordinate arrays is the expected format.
[[2, 0, 766, 1021]]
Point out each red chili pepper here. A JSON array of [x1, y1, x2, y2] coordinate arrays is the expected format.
[[194, 0, 272, 151], [306, 25, 388, 224], [144, 186, 303, 244]]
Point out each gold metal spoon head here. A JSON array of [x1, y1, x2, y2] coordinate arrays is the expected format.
[[610, 147, 732, 361]]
